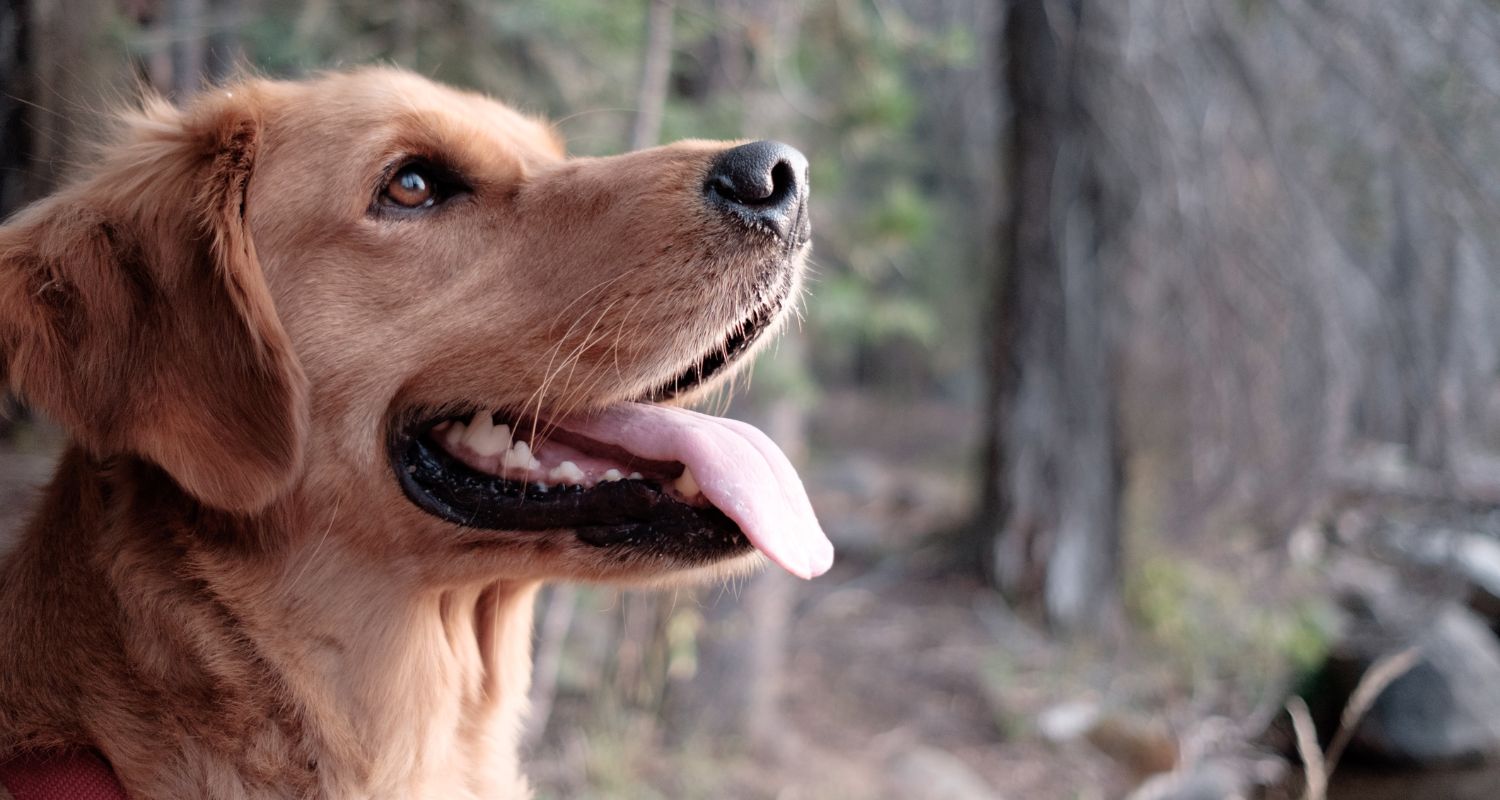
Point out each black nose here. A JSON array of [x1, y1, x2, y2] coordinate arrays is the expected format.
[[704, 140, 809, 244]]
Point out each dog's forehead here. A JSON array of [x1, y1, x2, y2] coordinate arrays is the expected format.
[[283, 69, 566, 166]]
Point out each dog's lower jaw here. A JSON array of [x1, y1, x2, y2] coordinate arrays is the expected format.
[[0, 449, 540, 800]]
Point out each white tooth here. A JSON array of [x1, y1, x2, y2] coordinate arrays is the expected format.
[[471, 419, 513, 457], [534, 482, 548, 492], [502, 440, 534, 472], [444, 421, 468, 449], [463, 411, 495, 449], [674, 466, 700, 498], [628, 472, 644, 480], [549, 461, 586, 485], [601, 469, 623, 482]]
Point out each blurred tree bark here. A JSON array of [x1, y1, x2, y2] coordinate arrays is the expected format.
[[982, 0, 1123, 634], [206, 0, 247, 80], [0, 0, 34, 220], [170, 0, 208, 94], [0, 0, 31, 440], [15, 0, 113, 201], [1358, 155, 1456, 472], [132, 0, 221, 95], [630, 0, 674, 151]]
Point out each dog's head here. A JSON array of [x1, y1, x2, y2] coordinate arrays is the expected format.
[[0, 68, 832, 583]]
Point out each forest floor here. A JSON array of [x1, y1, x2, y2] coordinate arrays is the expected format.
[[775, 555, 1133, 799]]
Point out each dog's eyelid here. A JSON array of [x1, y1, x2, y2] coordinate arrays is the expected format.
[[370, 157, 472, 217]]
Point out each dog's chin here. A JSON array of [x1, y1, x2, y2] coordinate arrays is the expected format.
[[387, 285, 797, 575]]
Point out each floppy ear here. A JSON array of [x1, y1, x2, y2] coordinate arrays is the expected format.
[[0, 88, 307, 513]]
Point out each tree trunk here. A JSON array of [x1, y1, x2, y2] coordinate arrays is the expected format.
[[984, 0, 1123, 634], [0, 0, 30, 440], [27, 0, 117, 195], [1360, 156, 1456, 472], [630, 0, 675, 151], [206, 0, 248, 82], [0, 0, 33, 220], [170, 0, 207, 95]]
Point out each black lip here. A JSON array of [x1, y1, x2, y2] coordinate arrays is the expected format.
[[648, 288, 789, 402], [390, 421, 752, 559]]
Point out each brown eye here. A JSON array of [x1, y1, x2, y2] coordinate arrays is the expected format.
[[384, 165, 436, 208]]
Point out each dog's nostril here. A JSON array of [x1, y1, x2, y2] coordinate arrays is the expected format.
[[767, 160, 795, 203], [704, 140, 809, 242], [710, 155, 792, 206]]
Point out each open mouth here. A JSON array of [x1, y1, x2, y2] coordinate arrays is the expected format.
[[389, 294, 834, 578], [391, 410, 752, 561]]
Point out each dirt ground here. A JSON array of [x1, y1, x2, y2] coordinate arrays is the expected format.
[[779, 560, 1131, 799]]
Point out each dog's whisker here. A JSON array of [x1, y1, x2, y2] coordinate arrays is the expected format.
[[525, 292, 632, 447], [604, 289, 652, 389], [516, 269, 646, 435], [286, 493, 342, 592]]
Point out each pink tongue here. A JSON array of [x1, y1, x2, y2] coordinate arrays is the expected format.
[[555, 402, 834, 579]]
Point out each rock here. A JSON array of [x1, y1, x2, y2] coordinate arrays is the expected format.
[[1377, 516, 1500, 624], [1036, 702, 1177, 778], [887, 746, 1003, 800], [1084, 713, 1180, 777], [1037, 701, 1100, 744], [1318, 559, 1500, 765], [1125, 756, 1286, 800], [1125, 761, 1248, 800], [1347, 605, 1500, 764]]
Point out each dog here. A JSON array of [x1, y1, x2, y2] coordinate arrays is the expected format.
[[0, 67, 832, 799]]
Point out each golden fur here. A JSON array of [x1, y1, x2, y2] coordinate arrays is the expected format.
[[0, 68, 801, 798]]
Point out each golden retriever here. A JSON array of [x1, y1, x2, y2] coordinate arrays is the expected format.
[[0, 68, 832, 799]]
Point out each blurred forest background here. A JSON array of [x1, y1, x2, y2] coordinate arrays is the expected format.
[[6, 0, 1500, 798]]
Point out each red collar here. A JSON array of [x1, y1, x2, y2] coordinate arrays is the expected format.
[[0, 750, 127, 799]]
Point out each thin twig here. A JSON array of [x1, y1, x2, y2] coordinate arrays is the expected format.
[[1286, 696, 1326, 800], [1324, 647, 1420, 776]]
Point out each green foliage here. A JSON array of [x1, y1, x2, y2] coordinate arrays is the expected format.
[[1125, 548, 1337, 694], [1121, 453, 1336, 695], [486, 0, 643, 45], [868, 180, 935, 246], [845, 64, 917, 132], [816, 274, 938, 350], [739, 335, 821, 411]]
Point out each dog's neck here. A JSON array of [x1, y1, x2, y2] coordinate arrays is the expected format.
[[253, 537, 539, 800], [0, 449, 538, 799]]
